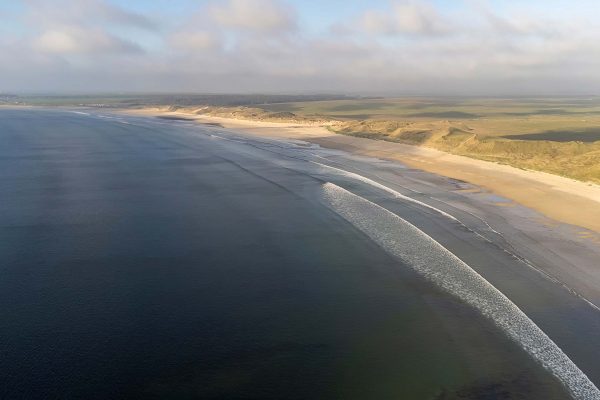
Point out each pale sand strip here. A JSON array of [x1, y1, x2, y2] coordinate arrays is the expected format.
[[122, 109, 600, 233]]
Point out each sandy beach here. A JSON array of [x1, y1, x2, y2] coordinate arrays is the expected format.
[[8, 107, 595, 399], [122, 108, 600, 233], [6, 0, 600, 396]]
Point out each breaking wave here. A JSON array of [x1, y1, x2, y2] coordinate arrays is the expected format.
[[320, 182, 600, 400]]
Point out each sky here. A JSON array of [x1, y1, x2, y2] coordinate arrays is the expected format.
[[1, 0, 599, 95]]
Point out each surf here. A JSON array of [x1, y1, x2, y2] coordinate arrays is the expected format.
[[320, 182, 600, 400]]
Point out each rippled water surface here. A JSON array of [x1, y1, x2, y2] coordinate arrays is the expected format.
[[0, 109, 573, 399]]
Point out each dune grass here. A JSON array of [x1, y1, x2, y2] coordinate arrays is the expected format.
[[6, 94, 600, 183], [262, 97, 600, 184]]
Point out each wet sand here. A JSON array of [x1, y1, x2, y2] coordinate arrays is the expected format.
[[121, 109, 600, 386], [1, 108, 579, 399], [118, 107, 600, 311], [123, 109, 600, 233]]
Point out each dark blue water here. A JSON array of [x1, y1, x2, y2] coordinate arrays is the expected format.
[[0, 109, 569, 399]]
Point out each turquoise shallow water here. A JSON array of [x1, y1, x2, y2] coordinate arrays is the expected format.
[[0, 109, 571, 399]]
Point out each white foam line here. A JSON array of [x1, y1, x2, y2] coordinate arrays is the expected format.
[[209, 134, 247, 144], [311, 161, 459, 222], [189, 130, 600, 314], [425, 195, 600, 312], [429, 195, 504, 237], [170, 127, 600, 315], [310, 154, 425, 196], [311, 160, 600, 312], [70, 111, 90, 116], [320, 182, 599, 400]]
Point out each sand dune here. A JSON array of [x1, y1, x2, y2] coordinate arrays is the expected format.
[[121, 109, 600, 233]]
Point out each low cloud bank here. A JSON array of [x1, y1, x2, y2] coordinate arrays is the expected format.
[[1, 0, 599, 94]]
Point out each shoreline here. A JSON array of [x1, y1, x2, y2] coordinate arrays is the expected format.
[[120, 108, 600, 233], [2, 106, 587, 399]]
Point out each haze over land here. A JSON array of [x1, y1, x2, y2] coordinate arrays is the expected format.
[[1, 0, 600, 94]]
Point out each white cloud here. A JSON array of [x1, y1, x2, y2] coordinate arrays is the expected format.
[[346, 1, 453, 36], [208, 0, 296, 34], [23, 0, 158, 31], [33, 27, 142, 55], [169, 31, 221, 52], [18, 0, 154, 57], [390, 1, 451, 35], [1, 0, 600, 94], [33, 30, 82, 54]]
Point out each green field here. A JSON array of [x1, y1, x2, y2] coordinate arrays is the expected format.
[[0, 93, 355, 108], [260, 97, 600, 183], [262, 97, 600, 138]]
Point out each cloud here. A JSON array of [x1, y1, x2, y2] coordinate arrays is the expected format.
[[1, 0, 600, 94], [87, 0, 158, 31], [341, 1, 452, 36], [18, 0, 154, 57], [389, 1, 452, 35], [33, 27, 143, 55], [168, 31, 221, 52], [208, 0, 296, 34], [473, 3, 558, 38], [23, 0, 159, 31]]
